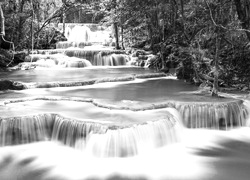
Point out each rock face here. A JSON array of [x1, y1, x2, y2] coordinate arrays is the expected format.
[[0, 79, 26, 90]]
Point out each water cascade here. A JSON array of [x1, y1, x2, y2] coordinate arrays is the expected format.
[[19, 23, 129, 68], [0, 108, 182, 157], [64, 49, 128, 66], [66, 25, 91, 42], [21, 54, 92, 69], [56, 41, 92, 49], [85, 111, 182, 157], [51, 115, 109, 149], [0, 114, 55, 146], [60, 23, 111, 46], [1, 22, 250, 179], [175, 100, 249, 129]]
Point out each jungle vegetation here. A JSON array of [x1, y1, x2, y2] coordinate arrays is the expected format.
[[0, 0, 249, 95]]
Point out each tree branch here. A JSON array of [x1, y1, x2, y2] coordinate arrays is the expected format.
[[205, 0, 250, 33]]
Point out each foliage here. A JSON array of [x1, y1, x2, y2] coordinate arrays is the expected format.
[[0, 0, 249, 91]]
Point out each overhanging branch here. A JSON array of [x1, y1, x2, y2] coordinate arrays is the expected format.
[[205, 0, 250, 33]]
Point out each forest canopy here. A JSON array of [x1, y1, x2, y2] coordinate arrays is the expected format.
[[0, 0, 249, 93]]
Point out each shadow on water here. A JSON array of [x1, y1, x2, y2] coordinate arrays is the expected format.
[[189, 129, 250, 180]]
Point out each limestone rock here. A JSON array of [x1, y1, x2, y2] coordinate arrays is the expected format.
[[0, 79, 26, 90]]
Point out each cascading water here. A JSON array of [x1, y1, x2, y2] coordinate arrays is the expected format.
[[0, 108, 182, 157], [245, 100, 250, 125], [85, 109, 182, 157], [51, 115, 109, 149], [18, 23, 128, 68], [61, 23, 111, 45], [175, 100, 249, 129], [1, 22, 250, 180], [0, 114, 55, 146], [66, 25, 91, 42]]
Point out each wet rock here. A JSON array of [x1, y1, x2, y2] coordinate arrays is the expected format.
[[0, 79, 26, 90]]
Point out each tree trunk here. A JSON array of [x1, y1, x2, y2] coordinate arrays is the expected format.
[[28, 1, 34, 54], [17, 0, 25, 45], [212, 35, 220, 97], [113, 22, 120, 49], [234, 0, 250, 41], [121, 25, 125, 49], [0, 4, 13, 50], [146, 18, 153, 47], [62, 11, 66, 35], [0, 4, 4, 36]]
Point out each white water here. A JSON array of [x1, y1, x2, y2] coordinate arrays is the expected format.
[[63, 24, 111, 45], [0, 127, 250, 180], [0, 23, 250, 179]]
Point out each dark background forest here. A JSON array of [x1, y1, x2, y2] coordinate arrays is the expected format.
[[0, 0, 249, 93]]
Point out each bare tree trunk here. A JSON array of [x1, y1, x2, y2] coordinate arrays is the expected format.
[[0, 4, 4, 36], [146, 17, 153, 47], [212, 35, 220, 97], [29, 1, 34, 54], [121, 25, 125, 49], [113, 22, 120, 49], [17, 0, 25, 45], [62, 11, 65, 35]]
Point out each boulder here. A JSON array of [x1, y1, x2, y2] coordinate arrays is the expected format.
[[0, 80, 26, 90]]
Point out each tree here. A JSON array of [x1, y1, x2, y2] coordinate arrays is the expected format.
[[234, 0, 250, 41], [0, 3, 13, 50]]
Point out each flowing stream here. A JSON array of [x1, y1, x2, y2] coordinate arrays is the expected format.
[[0, 23, 250, 180]]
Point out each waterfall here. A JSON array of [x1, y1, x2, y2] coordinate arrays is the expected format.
[[65, 49, 128, 66], [56, 41, 92, 49], [21, 23, 128, 67], [85, 109, 182, 157], [22, 54, 92, 68], [23, 50, 128, 68], [66, 25, 91, 42], [51, 115, 108, 149], [245, 100, 250, 126], [61, 23, 111, 46], [176, 100, 249, 129], [0, 107, 183, 157], [0, 114, 55, 146]]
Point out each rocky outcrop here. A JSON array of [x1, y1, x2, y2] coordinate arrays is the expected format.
[[0, 79, 26, 90]]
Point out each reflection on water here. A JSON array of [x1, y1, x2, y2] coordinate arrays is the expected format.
[[0, 78, 220, 102], [0, 67, 155, 83]]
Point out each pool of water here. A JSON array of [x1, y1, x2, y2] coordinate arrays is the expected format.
[[0, 100, 174, 126], [0, 77, 234, 104], [0, 67, 156, 83]]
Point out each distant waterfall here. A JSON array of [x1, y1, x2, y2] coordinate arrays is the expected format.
[[23, 23, 129, 67], [59, 23, 111, 47], [65, 50, 128, 66], [66, 25, 91, 42]]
